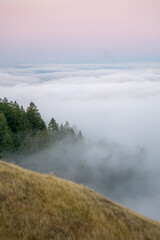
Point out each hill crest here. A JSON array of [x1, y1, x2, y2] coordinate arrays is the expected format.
[[0, 160, 160, 240]]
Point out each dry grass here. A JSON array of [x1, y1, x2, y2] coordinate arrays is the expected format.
[[0, 160, 160, 240]]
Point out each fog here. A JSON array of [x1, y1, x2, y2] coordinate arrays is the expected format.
[[1, 63, 160, 221]]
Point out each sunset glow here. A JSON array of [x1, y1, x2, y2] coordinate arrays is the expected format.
[[0, 0, 160, 63]]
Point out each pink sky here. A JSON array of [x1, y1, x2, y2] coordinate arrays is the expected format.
[[0, 0, 160, 63]]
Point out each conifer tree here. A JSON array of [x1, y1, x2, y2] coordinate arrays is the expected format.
[[26, 102, 46, 133], [59, 124, 65, 138], [48, 118, 59, 141], [0, 97, 84, 157], [0, 113, 8, 142], [0, 113, 14, 154], [34, 130, 50, 150], [63, 121, 76, 139], [2, 131, 14, 152], [77, 131, 83, 141], [64, 121, 69, 133]]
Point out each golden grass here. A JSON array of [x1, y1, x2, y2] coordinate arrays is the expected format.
[[0, 160, 160, 240]]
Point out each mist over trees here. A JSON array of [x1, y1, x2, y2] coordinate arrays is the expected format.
[[0, 97, 83, 158], [1, 97, 160, 221]]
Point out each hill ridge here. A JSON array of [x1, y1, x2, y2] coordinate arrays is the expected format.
[[0, 160, 160, 240]]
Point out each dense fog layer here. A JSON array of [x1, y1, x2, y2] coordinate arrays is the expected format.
[[1, 63, 160, 221]]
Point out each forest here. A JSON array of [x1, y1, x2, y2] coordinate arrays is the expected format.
[[0, 97, 83, 158]]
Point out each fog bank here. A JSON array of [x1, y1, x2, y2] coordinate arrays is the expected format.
[[13, 137, 160, 221], [1, 63, 160, 221]]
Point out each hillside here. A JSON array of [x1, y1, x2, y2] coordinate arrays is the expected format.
[[0, 161, 160, 240]]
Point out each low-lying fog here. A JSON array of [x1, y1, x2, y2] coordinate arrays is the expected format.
[[0, 63, 160, 221]]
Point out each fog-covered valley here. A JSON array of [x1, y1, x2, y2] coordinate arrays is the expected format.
[[1, 63, 160, 221]]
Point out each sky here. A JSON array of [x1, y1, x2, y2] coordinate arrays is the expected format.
[[0, 0, 160, 64]]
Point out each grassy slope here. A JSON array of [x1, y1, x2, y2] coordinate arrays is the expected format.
[[0, 161, 160, 240]]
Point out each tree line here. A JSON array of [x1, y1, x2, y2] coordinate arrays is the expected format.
[[0, 97, 83, 158]]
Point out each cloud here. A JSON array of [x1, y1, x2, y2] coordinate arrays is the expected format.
[[0, 62, 160, 146]]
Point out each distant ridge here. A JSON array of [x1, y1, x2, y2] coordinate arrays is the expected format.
[[0, 160, 160, 240]]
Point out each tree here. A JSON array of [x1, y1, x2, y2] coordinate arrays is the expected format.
[[77, 131, 83, 141], [64, 121, 69, 134], [59, 124, 65, 138], [63, 121, 76, 139], [34, 130, 50, 150], [0, 113, 8, 142], [2, 131, 14, 152], [48, 118, 59, 141], [0, 97, 84, 158], [26, 102, 46, 133], [18, 106, 30, 131], [0, 113, 14, 154]]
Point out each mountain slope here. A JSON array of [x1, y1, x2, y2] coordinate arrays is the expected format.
[[0, 160, 159, 240]]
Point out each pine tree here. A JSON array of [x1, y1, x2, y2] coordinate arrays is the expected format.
[[48, 118, 59, 141], [0, 98, 84, 157], [77, 131, 83, 141], [0, 113, 7, 142], [64, 121, 69, 133], [59, 124, 65, 138], [0, 113, 14, 154], [26, 102, 46, 133], [34, 130, 50, 150], [63, 121, 76, 139], [2, 131, 14, 152], [0, 99, 15, 132]]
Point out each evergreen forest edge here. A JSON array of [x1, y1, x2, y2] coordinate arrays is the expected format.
[[0, 97, 83, 159]]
